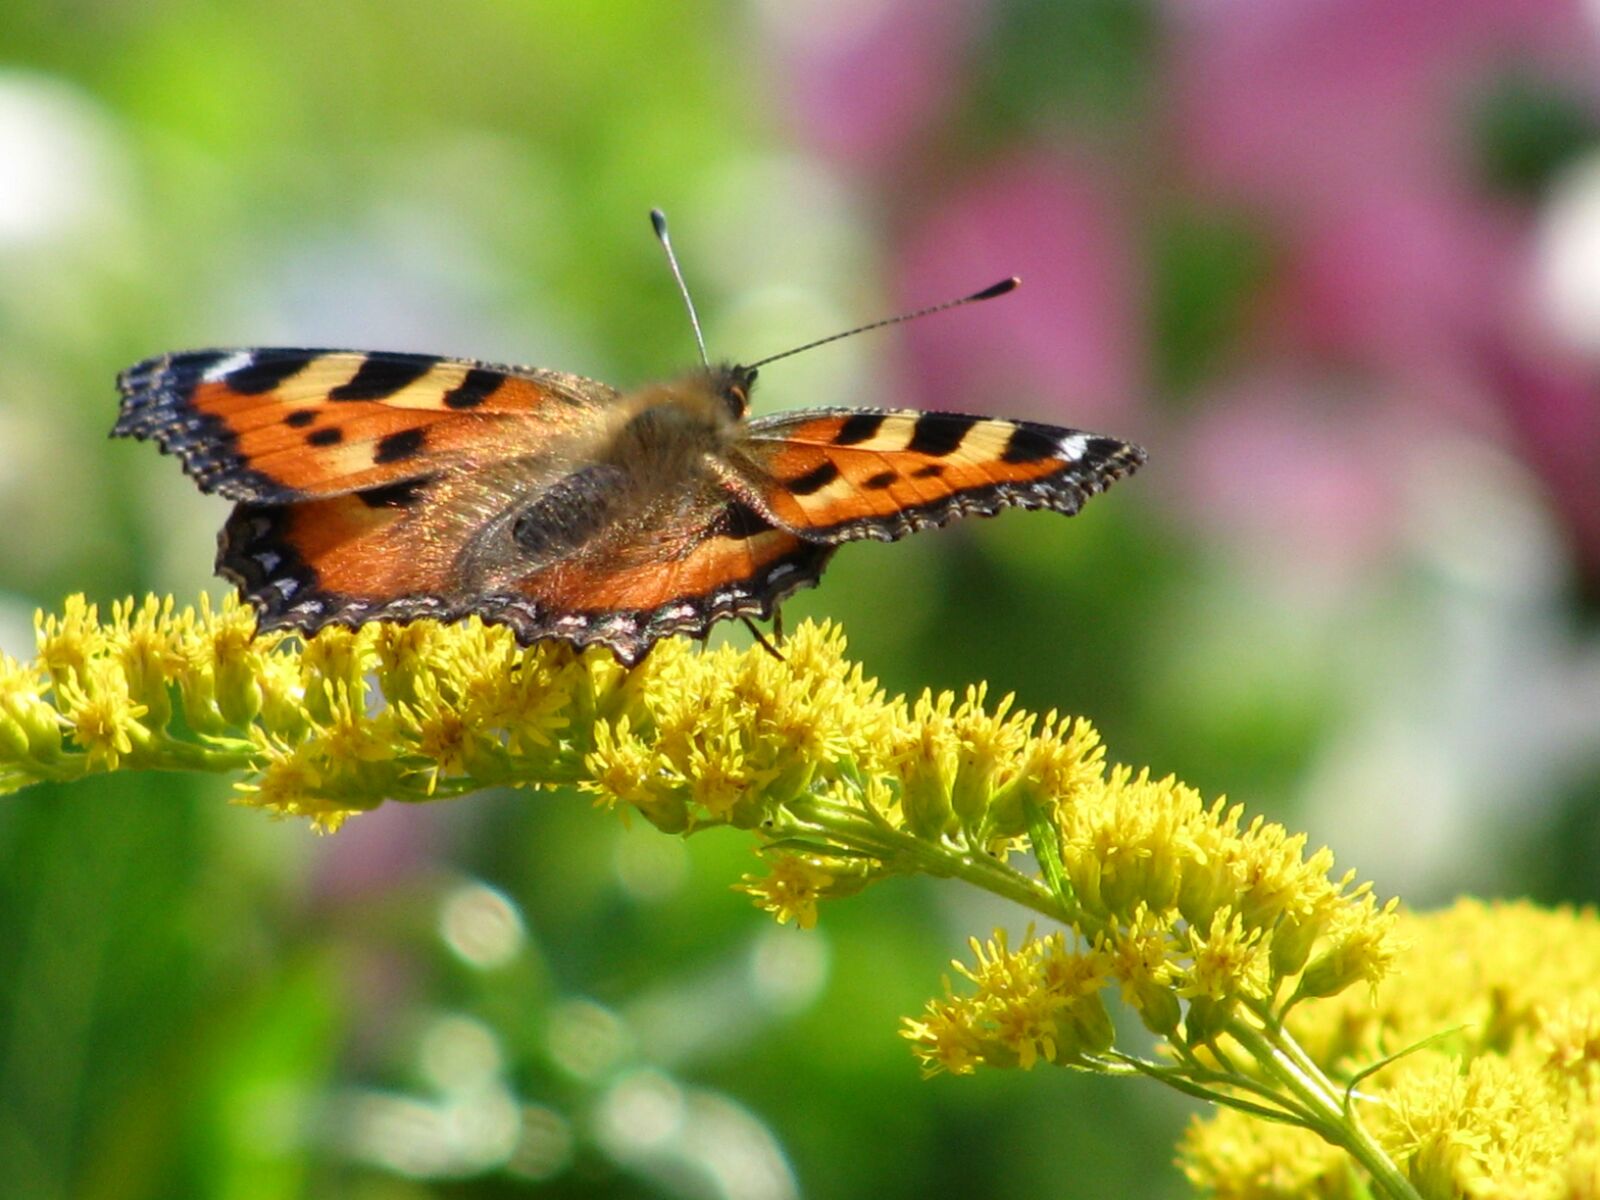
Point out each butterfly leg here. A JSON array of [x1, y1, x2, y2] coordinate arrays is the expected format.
[[741, 617, 786, 662], [771, 605, 785, 643]]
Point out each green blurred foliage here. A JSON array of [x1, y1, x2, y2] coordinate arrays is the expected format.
[[1468, 69, 1600, 199]]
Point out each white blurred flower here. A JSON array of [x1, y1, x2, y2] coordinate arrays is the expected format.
[[1535, 151, 1600, 357], [0, 71, 126, 248]]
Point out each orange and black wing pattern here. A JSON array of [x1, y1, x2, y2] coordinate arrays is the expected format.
[[218, 484, 832, 665], [737, 408, 1146, 542], [498, 495, 833, 662], [114, 347, 1146, 664], [113, 348, 612, 502]]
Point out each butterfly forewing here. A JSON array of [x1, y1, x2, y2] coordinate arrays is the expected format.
[[114, 349, 617, 502], [737, 408, 1146, 542]]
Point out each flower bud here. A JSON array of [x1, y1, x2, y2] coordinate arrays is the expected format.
[[1130, 982, 1183, 1037], [1183, 995, 1235, 1045], [1061, 991, 1116, 1056], [900, 762, 954, 840], [1269, 911, 1324, 981]]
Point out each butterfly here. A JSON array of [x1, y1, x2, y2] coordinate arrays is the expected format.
[[112, 217, 1146, 665]]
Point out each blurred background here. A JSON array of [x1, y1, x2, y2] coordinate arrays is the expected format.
[[2, 1, 1600, 1196]]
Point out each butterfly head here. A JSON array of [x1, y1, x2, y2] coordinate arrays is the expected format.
[[709, 362, 758, 420]]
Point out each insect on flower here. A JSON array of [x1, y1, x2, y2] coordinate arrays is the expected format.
[[113, 212, 1145, 663]]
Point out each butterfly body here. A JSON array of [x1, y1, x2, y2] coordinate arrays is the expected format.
[[115, 343, 1144, 664]]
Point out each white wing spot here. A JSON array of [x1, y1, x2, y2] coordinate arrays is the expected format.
[[1058, 433, 1089, 460], [203, 351, 255, 383]]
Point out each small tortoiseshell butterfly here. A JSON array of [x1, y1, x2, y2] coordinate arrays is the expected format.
[[113, 213, 1145, 664]]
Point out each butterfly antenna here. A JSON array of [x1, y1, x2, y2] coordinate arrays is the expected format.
[[744, 276, 1020, 371], [650, 209, 709, 369]]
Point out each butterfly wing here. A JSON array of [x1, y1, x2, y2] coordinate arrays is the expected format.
[[734, 408, 1146, 541], [219, 465, 833, 665], [113, 348, 617, 502]]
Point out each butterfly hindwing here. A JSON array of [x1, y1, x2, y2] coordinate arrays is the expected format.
[[114, 349, 617, 502], [219, 462, 833, 665], [503, 496, 833, 662], [737, 408, 1146, 542]]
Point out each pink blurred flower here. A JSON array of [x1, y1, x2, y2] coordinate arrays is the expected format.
[[760, 0, 989, 165], [1173, 0, 1597, 379], [1173, 0, 1599, 212], [309, 801, 444, 905], [1171, 0, 1600, 577], [1282, 186, 1521, 410], [895, 157, 1143, 430], [1174, 371, 1415, 584]]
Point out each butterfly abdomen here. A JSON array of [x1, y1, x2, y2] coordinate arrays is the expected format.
[[510, 464, 630, 562]]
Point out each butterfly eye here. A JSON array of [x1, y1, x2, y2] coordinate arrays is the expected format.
[[720, 365, 756, 419]]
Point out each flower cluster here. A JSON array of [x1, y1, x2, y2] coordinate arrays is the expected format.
[[902, 769, 1399, 1075], [902, 929, 1114, 1075], [6, 593, 1430, 1194], [6, 596, 1400, 1004], [8, 594, 642, 828], [1182, 900, 1600, 1199]]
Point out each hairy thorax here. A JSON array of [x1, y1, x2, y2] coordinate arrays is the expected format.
[[450, 372, 747, 592]]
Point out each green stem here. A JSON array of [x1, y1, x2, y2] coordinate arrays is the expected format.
[[1226, 1017, 1418, 1200], [1105, 1052, 1312, 1126], [785, 794, 1065, 921]]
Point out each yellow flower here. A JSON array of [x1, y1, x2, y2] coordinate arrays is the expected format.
[[1106, 904, 1182, 1035], [1180, 1109, 1348, 1200], [1293, 892, 1401, 1004], [238, 736, 355, 832], [901, 995, 986, 1077], [56, 660, 148, 770], [395, 671, 479, 793], [1540, 996, 1600, 1086], [1382, 1054, 1563, 1198], [296, 625, 373, 725], [1182, 907, 1269, 1004], [739, 854, 834, 929], [35, 594, 104, 688], [998, 712, 1104, 822], [23, 594, 1555, 1193], [1184, 901, 1600, 1198], [946, 684, 1029, 831], [0, 652, 63, 768], [107, 594, 183, 725], [893, 689, 959, 838], [906, 928, 1114, 1074], [584, 716, 684, 828]]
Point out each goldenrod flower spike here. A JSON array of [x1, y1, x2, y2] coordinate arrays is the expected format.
[[8, 594, 1581, 1197], [1184, 900, 1600, 1199]]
